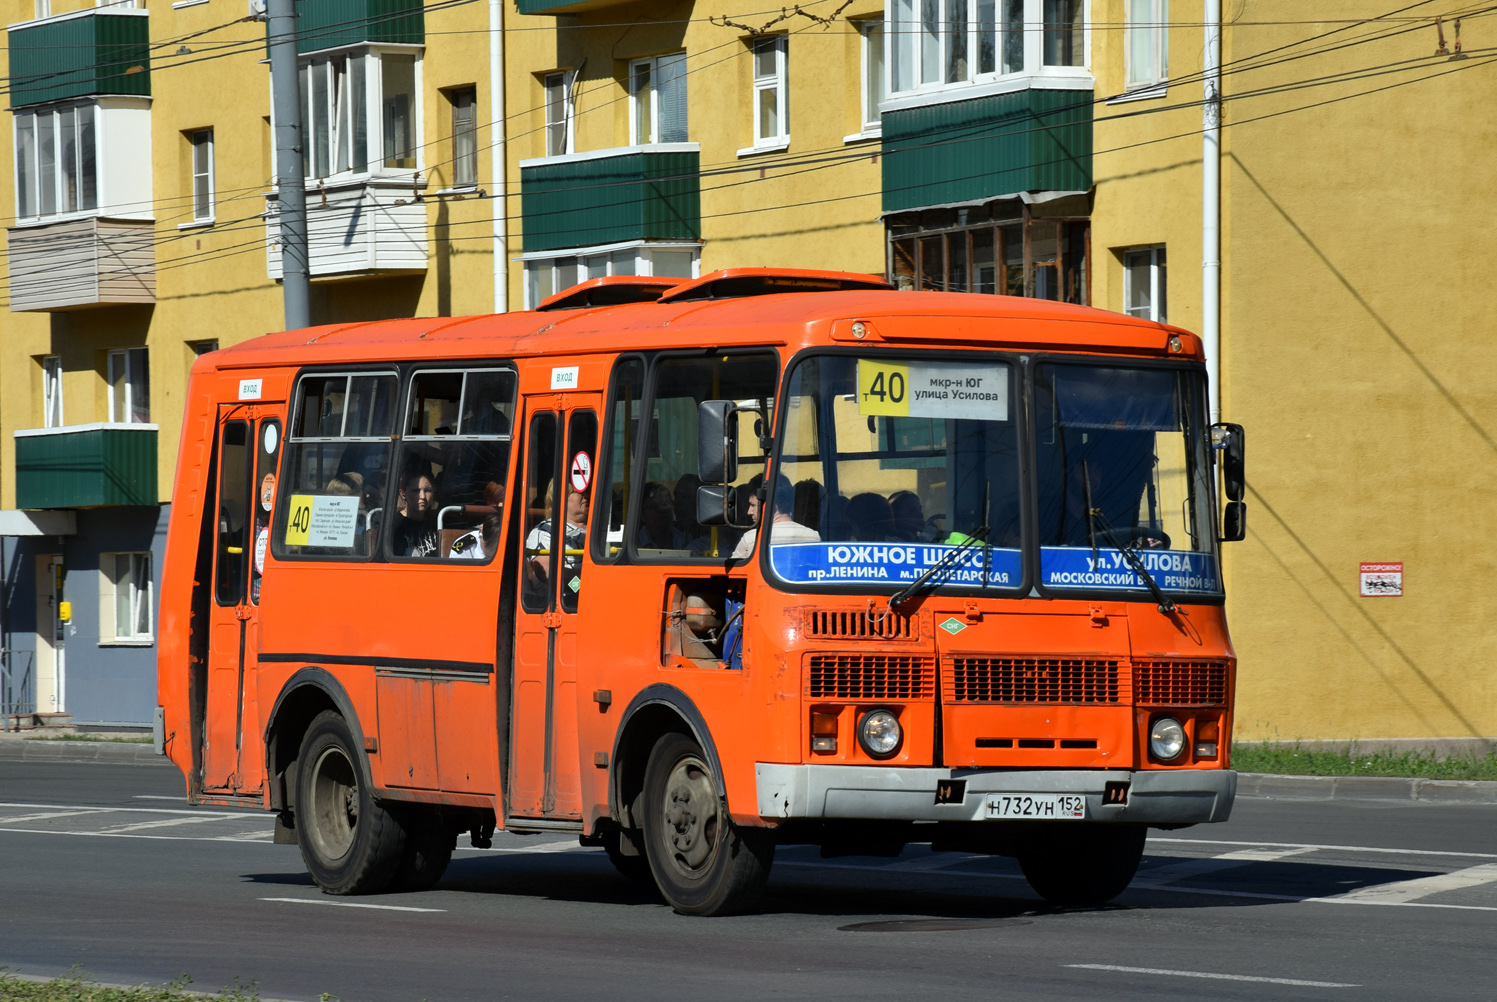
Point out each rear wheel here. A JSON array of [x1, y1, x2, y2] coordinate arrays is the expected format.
[[391, 806, 453, 892], [1017, 823, 1147, 906], [641, 733, 772, 916], [294, 710, 405, 895]]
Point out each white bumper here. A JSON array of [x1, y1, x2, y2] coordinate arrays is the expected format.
[[755, 764, 1235, 825]]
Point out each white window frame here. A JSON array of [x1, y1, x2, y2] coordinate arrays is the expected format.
[[293, 45, 424, 183], [449, 86, 479, 186], [189, 128, 214, 222], [13, 101, 98, 224], [42, 355, 63, 429], [748, 35, 789, 153], [543, 71, 574, 157], [628, 52, 687, 147], [848, 19, 886, 141], [1125, 0, 1168, 89], [521, 241, 701, 309], [100, 551, 153, 645], [1123, 245, 1167, 323], [107, 347, 150, 425], [191, 340, 219, 356]]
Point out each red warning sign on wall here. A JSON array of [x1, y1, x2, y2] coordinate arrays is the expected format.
[[1359, 562, 1403, 597]]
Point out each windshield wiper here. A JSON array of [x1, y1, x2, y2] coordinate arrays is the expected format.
[[1090, 507, 1177, 615], [889, 482, 989, 610]]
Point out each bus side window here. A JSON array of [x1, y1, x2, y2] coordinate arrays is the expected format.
[[250, 419, 281, 605], [215, 420, 251, 605], [521, 412, 558, 612], [560, 410, 597, 614], [595, 356, 644, 563]]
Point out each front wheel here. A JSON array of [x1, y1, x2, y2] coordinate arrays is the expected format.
[[641, 733, 773, 916], [294, 710, 406, 895], [1017, 823, 1147, 906]]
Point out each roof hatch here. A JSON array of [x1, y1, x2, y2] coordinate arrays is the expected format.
[[655, 267, 893, 304], [536, 275, 682, 312]]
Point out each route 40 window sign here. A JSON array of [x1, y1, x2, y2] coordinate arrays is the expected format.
[[1360, 562, 1403, 597]]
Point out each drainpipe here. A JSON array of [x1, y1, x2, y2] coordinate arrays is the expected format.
[[267, 0, 310, 330], [489, 0, 508, 313], [1202, 0, 1222, 421]]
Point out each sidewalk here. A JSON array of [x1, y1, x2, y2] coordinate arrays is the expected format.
[[0, 732, 168, 767]]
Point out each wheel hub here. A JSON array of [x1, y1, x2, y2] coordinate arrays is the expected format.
[[661, 756, 718, 872]]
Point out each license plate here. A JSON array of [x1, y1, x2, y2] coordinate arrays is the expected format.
[[984, 793, 1087, 819]]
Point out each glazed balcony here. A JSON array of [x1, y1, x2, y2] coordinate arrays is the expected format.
[[520, 144, 700, 254], [14, 424, 159, 509]]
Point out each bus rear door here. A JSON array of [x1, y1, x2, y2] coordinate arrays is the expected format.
[[510, 393, 600, 820], [202, 402, 285, 794]]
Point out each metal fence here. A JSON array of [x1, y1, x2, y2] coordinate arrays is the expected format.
[[2, 650, 35, 731]]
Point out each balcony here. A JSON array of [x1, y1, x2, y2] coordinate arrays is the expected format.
[[7, 8, 150, 109], [287, 0, 423, 54], [881, 87, 1093, 213], [515, 0, 633, 13], [264, 180, 428, 280], [7, 218, 155, 312], [15, 424, 159, 509], [520, 145, 700, 254]]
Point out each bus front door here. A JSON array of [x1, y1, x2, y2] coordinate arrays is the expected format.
[[202, 406, 284, 795], [509, 395, 600, 820]]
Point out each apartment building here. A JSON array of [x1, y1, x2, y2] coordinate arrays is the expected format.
[[2, 1, 1489, 748]]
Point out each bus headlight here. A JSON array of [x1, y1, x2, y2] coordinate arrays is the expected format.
[[1149, 717, 1186, 761], [858, 709, 902, 759]]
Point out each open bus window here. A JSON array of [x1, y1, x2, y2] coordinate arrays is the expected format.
[[595, 356, 644, 563], [631, 352, 778, 561], [274, 373, 398, 562], [1033, 363, 1221, 598], [768, 354, 1023, 591], [390, 368, 516, 562]]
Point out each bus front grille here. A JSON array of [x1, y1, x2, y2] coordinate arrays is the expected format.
[[945, 657, 1122, 704], [805, 654, 935, 700], [804, 609, 919, 641], [1133, 660, 1230, 705]]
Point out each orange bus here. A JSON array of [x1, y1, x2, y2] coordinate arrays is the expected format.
[[157, 268, 1244, 915]]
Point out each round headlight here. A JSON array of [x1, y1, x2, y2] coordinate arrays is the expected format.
[[857, 709, 902, 759], [1150, 716, 1186, 761]]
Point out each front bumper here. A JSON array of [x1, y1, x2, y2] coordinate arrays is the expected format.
[[755, 765, 1235, 825]]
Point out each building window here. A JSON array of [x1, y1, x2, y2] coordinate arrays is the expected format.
[[887, 199, 1089, 304], [629, 53, 687, 146], [299, 48, 421, 180], [524, 244, 699, 308], [42, 355, 63, 428], [188, 128, 214, 221], [543, 72, 573, 157], [1124, 246, 1167, 322], [191, 340, 219, 356], [107, 347, 150, 424], [101, 552, 153, 644], [751, 36, 788, 148], [858, 20, 886, 134], [14, 103, 97, 222], [890, 0, 1027, 93], [1125, 0, 1168, 87], [1042, 0, 1083, 66], [449, 87, 478, 185]]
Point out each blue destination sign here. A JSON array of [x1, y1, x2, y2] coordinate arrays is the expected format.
[[1040, 547, 1220, 595], [770, 541, 1023, 587]]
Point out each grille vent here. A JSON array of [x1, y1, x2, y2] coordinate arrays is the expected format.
[[947, 657, 1121, 704], [805, 609, 919, 641], [806, 653, 935, 700], [1134, 660, 1229, 705]]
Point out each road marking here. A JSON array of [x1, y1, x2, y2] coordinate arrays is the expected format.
[[1133, 846, 1316, 886], [97, 816, 233, 834], [1153, 836, 1497, 860], [0, 827, 283, 843], [0, 801, 261, 818], [881, 853, 983, 872], [133, 795, 188, 801], [0, 809, 106, 824], [260, 897, 445, 913], [477, 841, 588, 854], [1066, 964, 1358, 987], [1330, 862, 1497, 904]]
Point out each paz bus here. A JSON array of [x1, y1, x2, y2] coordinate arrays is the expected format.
[[157, 268, 1245, 916]]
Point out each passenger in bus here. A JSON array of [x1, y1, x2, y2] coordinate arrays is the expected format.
[[846, 492, 896, 542], [447, 480, 504, 560], [672, 474, 705, 539], [731, 475, 819, 560], [525, 479, 589, 592], [638, 482, 686, 550], [325, 471, 364, 497], [889, 490, 928, 541], [392, 468, 441, 558], [793, 479, 823, 533]]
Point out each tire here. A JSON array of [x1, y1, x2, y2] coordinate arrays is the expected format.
[[641, 732, 773, 916], [601, 827, 653, 884], [294, 710, 406, 895], [391, 806, 453, 893], [1017, 823, 1147, 906]]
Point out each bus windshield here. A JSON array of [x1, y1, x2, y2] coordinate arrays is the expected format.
[[769, 353, 1023, 592]]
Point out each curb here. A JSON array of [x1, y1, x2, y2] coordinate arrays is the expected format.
[[0, 737, 170, 767], [1237, 772, 1497, 805], [2, 972, 303, 1002]]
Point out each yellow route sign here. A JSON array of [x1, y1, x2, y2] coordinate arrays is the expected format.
[[857, 360, 911, 417]]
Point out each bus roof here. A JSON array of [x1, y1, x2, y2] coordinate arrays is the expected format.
[[196, 276, 1199, 374]]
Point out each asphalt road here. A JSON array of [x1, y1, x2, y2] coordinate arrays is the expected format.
[[1, 759, 1493, 1002]]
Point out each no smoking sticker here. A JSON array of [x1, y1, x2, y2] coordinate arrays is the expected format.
[[570, 451, 592, 493]]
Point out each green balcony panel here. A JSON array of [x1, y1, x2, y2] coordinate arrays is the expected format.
[[293, 0, 423, 54], [7, 9, 150, 109], [15, 425, 158, 509], [516, 0, 634, 14], [881, 87, 1093, 214], [521, 147, 701, 254]]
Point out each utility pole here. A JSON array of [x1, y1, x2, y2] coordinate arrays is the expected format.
[[1202, 0, 1222, 422], [267, 0, 311, 330]]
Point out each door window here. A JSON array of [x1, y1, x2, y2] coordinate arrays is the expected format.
[[559, 411, 597, 614], [521, 412, 559, 613], [215, 420, 251, 605], [251, 419, 281, 604]]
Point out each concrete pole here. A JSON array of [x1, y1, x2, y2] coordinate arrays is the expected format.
[[1202, 0, 1222, 421], [489, 0, 508, 313], [268, 0, 311, 330]]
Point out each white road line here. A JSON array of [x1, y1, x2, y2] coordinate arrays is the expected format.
[[1330, 862, 1497, 904], [1153, 836, 1497, 860], [1066, 964, 1358, 987], [0, 810, 107, 824], [0, 801, 260, 818], [478, 841, 589, 854], [260, 897, 445, 913], [1133, 847, 1316, 886], [133, 796, 187, 801], [881, 853, 984, 872], [97, 816, 235, 834], [0, 827, 284, 843]]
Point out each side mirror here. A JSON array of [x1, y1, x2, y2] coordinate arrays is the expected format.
[[696, 484, 757, 530], [697, 400, 738, 484], [1222, 500, 1246, 542], [1212, 422, 1245, 501]]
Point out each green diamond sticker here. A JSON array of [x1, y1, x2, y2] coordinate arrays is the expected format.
[[939, 617, 968, 635]]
